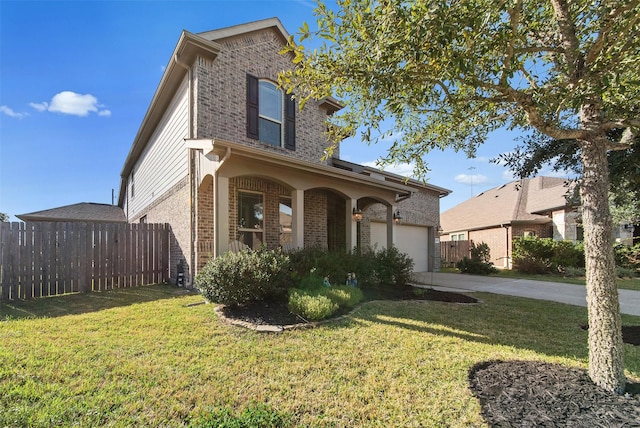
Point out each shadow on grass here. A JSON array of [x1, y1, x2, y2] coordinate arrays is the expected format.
[[348, 295, 596, 363], [0, 284, 197, 321]]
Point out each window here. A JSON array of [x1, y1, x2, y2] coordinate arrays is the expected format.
[[246, 74, 295, 150], [258, 81, 282, 146], [130, 169, 135, 199], [279, 197, 292, 246], [237, 191, 264, 250]]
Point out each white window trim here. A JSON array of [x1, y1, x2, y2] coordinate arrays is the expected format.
[[258, 80, 284, 147]]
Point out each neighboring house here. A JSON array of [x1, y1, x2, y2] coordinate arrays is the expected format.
[[117, 17, 451, 286], [17, 202, 126, 223], [440, 176, 578, 268]]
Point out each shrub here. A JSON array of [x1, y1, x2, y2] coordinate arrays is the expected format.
[[457, 242, 497, 275], [325, 285, 364, 308], [288, 248, 351, 285], [512, 237, 585, 274], [562, 266, 586, 278], [615, 244, 640, 273], [616, 266, 637, 278], [288, 289, 338, 321], [195, 248, 290, 305], [374, 246, 415, 286], [286, 246, 413, 288]]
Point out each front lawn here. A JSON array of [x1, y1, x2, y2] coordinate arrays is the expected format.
[[1, 284, 639, 427]]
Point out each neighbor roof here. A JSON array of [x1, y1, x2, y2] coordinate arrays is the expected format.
[[441, 176, 573, 233], [17, 203, 127, 223]]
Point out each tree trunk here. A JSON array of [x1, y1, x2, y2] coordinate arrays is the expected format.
[[579, 129, 626, 394]]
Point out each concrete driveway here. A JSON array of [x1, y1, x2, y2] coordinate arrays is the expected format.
[[412, 272, 640, 317]]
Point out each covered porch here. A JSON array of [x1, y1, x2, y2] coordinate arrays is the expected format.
[[186, 138, 413, 271]]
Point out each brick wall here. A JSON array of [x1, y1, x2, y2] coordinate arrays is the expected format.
[[469, 227, 510, 268], [194, 28, 336, 165], [197, 176, 214, 269], [304, 190, 328, 249], [129, 177, 192, 285]]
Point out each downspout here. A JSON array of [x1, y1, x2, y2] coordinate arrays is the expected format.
[[174, 53, 195, 284], [214, 147, 231, 257]]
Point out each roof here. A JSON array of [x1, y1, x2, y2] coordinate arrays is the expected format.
[[441, 176, 573, 233], [331, 158, 451, 196], [17, 203, 127, 223]]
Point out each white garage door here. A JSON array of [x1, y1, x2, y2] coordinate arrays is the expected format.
[[370, 222, 430, 272]]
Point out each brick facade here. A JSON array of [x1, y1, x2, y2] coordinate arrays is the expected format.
[[195, 29, 336, 164], [129, 177, 192, 285]]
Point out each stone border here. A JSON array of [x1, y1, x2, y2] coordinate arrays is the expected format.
[[213, 293, 481, 333]]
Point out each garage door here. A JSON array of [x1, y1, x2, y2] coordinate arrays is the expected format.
[[370, 222, 430, 272]]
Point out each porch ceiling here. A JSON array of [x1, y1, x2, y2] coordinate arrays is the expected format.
[[209, 139, 414, 205]]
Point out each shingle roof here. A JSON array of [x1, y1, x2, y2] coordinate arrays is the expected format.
[[17, 203, 127, 223], [441, 176, 572, 233]]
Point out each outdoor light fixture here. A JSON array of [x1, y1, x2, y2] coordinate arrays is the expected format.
[[437, 225, 444, 235], [352, 207, 363, 222], [393, 209, 403, 224]]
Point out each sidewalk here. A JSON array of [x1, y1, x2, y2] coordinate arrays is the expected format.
[[412, 272, 640, 317]]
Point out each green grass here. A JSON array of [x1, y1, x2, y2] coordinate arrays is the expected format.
[[441, 266, 640, 291], [1, 284, 639, 427]]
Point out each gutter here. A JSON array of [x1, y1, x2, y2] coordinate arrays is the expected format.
[[174, 52, 195, 284]]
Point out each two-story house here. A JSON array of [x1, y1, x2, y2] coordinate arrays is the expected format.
[[117, 18, 450, 286]]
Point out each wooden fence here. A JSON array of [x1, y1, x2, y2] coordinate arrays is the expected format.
[[0, 222, 169, 301], [440, 240, 471, 267]]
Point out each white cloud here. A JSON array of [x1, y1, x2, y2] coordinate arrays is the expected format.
[[502, 170, 516, 181], [0, 105, 28, 119], [362, 161, 415, 177], [454, 173, 489, 185], [30, 91, 110, 117], [29, 102, 48, 112]]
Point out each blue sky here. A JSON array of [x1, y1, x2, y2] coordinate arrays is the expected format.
[[0, 0, 563, 222]]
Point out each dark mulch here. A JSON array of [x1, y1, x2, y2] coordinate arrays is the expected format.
[[220, 285, 478, 326], [581, 324, 640, 346], [469, 360, 640, 427]]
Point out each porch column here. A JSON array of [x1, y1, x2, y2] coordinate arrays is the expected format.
[[216, 176, 230, 256], [387, 205, 398, 249], [346, 198, 358, 251], [292, 189, 304, 249]]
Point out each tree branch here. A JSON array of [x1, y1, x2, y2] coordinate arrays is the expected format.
[[586, 0, 640, 65], [504, 87, 586, 140], [550, 0, 584, 83], [602, 118, 640, 129], [500, 0, 522, 86]]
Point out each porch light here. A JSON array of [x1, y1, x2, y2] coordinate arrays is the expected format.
[[393, 209, 403, 224], [352, 207, 363, 222], [437, 225, 444, 235]]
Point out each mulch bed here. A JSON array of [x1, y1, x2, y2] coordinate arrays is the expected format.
[[581, 324, 640, 346], [469, 360, 640, 427], [220, 285, 478, 326]]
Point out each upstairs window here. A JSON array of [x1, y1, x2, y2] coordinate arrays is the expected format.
[[247, 74, 295, 150], [258, 81, 283, 146]]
